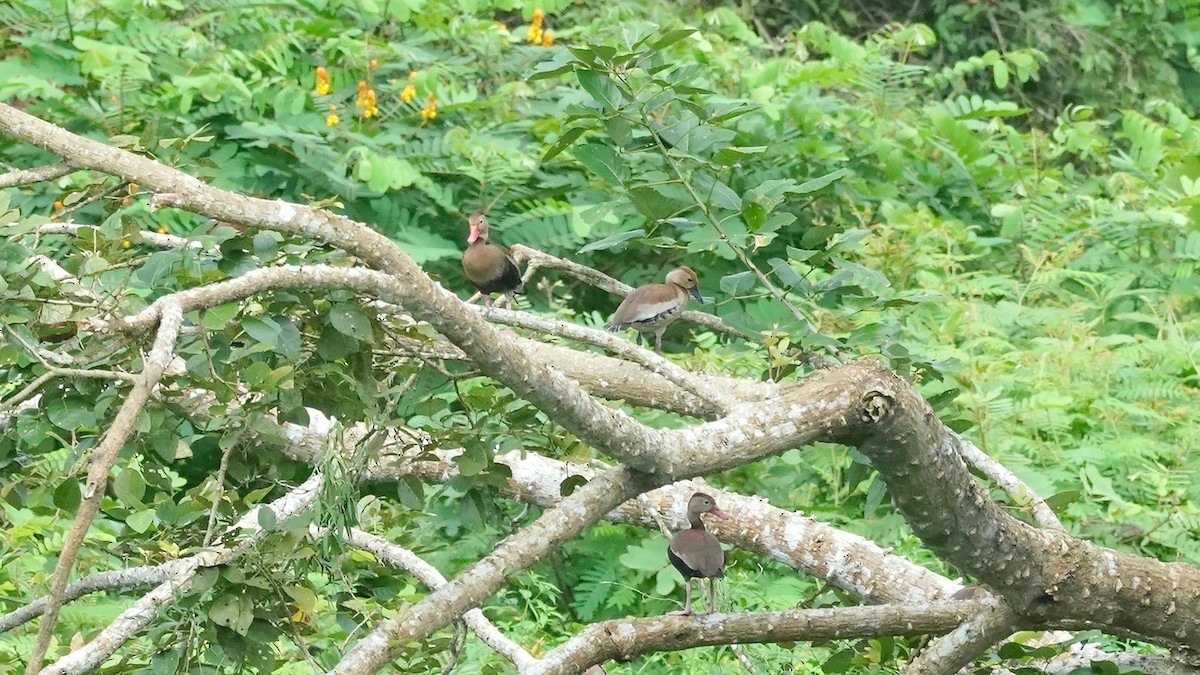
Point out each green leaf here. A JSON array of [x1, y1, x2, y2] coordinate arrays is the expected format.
[[201, 303, 241, 331], [209, 594, 254, 635], [257, 506, 277, 531], [53, 480, 81, 512], [328, 304, 373, 341], [576, 70, 621, 111], [720, 271, 756, 295], [692, 172, 740, 211], [528, 50, 576, 80], [619, 538, 667, 572], [126, 509, 156, 533], [864, 476, 887, 518], [243, 316, 282, 346], [578, 229, 646, 254], [543, 126, 588, 162], [650, 27, 697, 50], [113, 467, 147, 506], [993, 61, 1009, 89], [714, 145, 767, 166], [559, 475, 588, 496], [794, 168, 850, 195], [455, 444, 490, 476], [396, 475, 425, 510], [574, 143, 630, 186]]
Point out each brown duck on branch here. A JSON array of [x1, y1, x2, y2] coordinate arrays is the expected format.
[[667, 492, 727, 616], [462, 212, 522, 306], [605, 266, 702, 353]]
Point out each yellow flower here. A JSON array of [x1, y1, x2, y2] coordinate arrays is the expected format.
[[121, 239, 131, 249], [326, 105, 340, 126], [157, 225, 169, 234], [528, 7, 545, 43], [420, 94, 437, 120], [401, 83, 416, 103], [408, 70, 419, 79], [52, 200, 64, 211], [128, 182, 138, 195], [362, 88, 379, 118], [315, 66, 330, 95], [542, 30, 553, 47], [370, 58, 379, 69]]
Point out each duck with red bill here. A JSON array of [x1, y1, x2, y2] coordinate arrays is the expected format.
[[666, 492, 727, 616]]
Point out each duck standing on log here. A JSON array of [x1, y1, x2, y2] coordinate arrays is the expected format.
[[462, 212, 523, 306], [606, 266, 702, 353], [667, 492, 727, 616]]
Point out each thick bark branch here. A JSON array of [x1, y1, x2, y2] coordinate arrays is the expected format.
[[387, 335, 745, 419], [527, 601, 979, 675], [27, 300, 183, 675], [492, 451, 960, 603], [846, 361, 1200, 652]]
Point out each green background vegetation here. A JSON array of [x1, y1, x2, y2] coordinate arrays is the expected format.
[[2, 0, 1199, 671]]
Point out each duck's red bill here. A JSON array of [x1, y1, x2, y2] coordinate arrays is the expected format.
[[709, 506, 729, 519]]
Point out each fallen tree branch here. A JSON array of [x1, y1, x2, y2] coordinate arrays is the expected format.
[[27, 299, 183, 675], [527, 600, 980, 675]]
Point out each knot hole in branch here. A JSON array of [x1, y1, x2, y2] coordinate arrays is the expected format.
[[859, 390, 893, 425]]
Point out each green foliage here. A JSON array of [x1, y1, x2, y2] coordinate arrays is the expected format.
[[2, 0, 1200, 672]]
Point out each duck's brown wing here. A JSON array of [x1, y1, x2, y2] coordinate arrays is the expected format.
[[606, 283, 684, 329], [463, 243, 523, 294], [668, 529, 724, 578]]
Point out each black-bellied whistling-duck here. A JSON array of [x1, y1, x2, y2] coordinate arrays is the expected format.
[[462, 212, 522, 306], [667, 492, 727, 616], [605, 266, 702, 353]]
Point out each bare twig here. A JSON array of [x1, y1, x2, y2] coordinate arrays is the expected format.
[[954, 434, 1063, 530], [0, 562, 190, 633], [328, 466, 652, 674], [902, 593, 1018, 674], [35, 222, 208, 251], [331, 527, 538, 670], [27, 300, 183, 675], [41, 473, 323, 675], [0, 161, 75, 188]]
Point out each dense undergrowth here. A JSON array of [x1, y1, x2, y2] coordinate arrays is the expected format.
[[1, 0, 1199, 672]]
